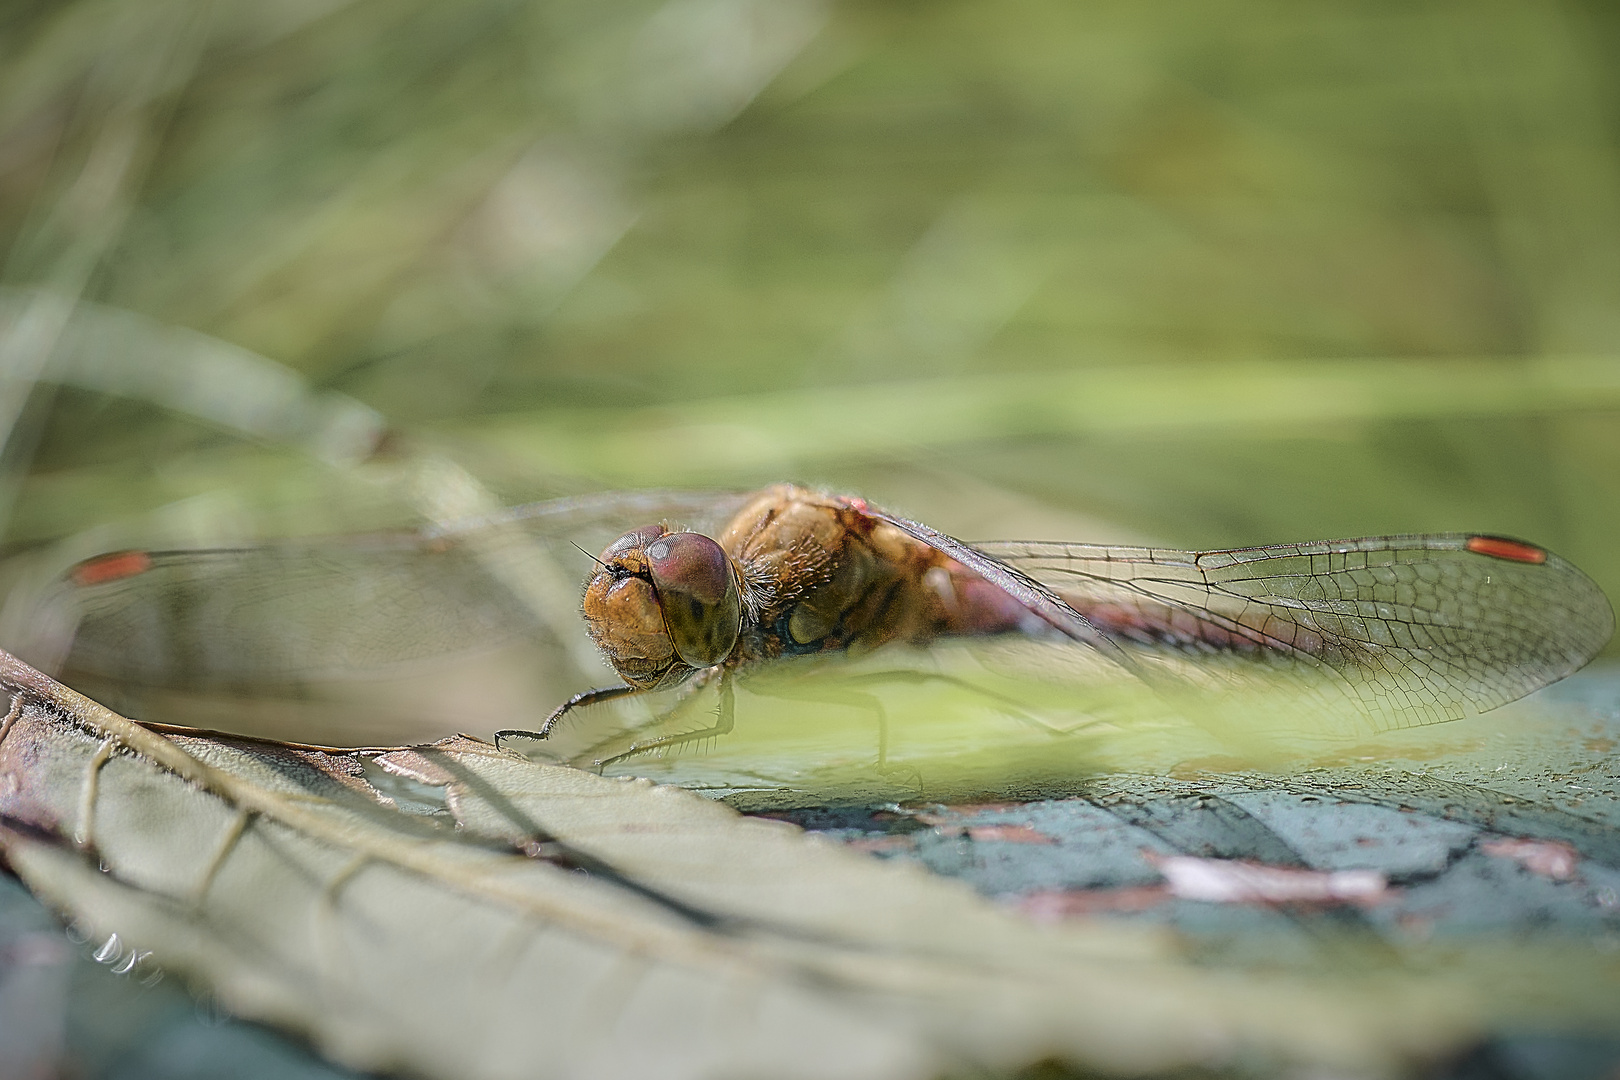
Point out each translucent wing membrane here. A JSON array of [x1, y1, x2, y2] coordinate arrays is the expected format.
[[62, 541, 550, 688], [976, 534, 1616, 731], [43, 491, 748, 692]]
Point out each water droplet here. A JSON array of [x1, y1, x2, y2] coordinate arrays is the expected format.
[[93, 933, 121, 963], [114, 947, 151, 976]]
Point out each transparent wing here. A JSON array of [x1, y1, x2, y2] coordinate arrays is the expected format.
[[41, 490, 749, 693], [973, 533, 1615, 731]]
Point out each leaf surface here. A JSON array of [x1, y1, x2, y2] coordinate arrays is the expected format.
[[0, 648, 1521, 1080]]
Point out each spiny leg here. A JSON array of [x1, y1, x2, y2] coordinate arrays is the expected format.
[[593, 675, 735, 771], [567, 675, 716, 766], [494, 684, 643, 751]]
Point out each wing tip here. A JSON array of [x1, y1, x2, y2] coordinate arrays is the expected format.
[[1465, 535, 1549, 565], [70, 551, 154, 587]]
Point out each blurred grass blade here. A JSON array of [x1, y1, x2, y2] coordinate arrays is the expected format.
[[458, 356, 1620, 482], [0, 289, 384, 464]]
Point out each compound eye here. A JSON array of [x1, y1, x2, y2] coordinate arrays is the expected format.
[[645, 532, 742, 668], [601, 524, 668, 566]]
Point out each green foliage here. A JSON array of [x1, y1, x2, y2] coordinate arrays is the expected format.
[[2, 0, 1619, 613]]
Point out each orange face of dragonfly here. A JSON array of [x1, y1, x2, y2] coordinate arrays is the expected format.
[[582, 525, 744, 688]]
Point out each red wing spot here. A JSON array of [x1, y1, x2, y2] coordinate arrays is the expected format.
[[1465, 536, 1548, 565], [71, 551, 154, 586]]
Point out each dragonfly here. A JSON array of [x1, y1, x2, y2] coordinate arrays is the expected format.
[[38, 483, 1616, 758]]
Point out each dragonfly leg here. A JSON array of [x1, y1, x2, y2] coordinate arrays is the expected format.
[[494, 684, 642, 750], [591, 675, 735, 771]]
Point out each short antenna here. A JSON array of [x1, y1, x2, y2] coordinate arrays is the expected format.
[[570, 540, 608, 570]]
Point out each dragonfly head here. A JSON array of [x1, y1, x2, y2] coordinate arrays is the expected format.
[[582, 525, 744, 687]]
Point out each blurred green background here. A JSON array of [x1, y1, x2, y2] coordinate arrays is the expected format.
[[3, 0, 1619, 642]]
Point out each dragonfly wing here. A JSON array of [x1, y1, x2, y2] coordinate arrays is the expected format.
[[46, 490, 752, 692], [58, 541, 548, 690], [865, 509, 1130, 658], [976, 534, 1616, 730]]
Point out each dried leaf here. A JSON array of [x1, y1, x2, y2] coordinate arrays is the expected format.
[[0, 648, 1529, 1079]]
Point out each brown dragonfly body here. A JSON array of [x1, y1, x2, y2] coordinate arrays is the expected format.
[[581, 485, 1039, 688], [493, 483, 1616, 750], [46, 482, 1616, 754]]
